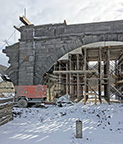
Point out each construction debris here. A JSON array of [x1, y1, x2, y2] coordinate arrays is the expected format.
[[56, 94, 74, 107]]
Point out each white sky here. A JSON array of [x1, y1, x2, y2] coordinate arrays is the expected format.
[[0, 0, 123, 66]]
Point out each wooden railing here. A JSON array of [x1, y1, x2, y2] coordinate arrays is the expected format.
[[0, 98, 14, 126]]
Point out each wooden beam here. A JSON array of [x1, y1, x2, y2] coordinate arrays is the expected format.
[[98, 47, 102, 103], [104, 48, 110, 104], [116, 80, 123, 84], [107, 47, 110, 103], [45, 73, 59, 79], [84, 48, 88, 101], [58, 62, 62, 97], [84, 92, 97, 105], [64, 20, 67, 25], [69, 54, 72, 96], [77, 54, 80, 98], [13, 25, 21, 32], [66, 62, 69, 94], [48, 79, 51, 101], [19, 16, 32, 25], [53, 70, 98, 74]]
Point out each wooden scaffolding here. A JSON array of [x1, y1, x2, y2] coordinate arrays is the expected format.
[[44, 46, 123, 104]]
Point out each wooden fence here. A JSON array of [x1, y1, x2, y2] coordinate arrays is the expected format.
[[0, 98, 14, 126]]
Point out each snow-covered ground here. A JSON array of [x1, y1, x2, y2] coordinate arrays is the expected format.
[[0, 103, 123, 144]]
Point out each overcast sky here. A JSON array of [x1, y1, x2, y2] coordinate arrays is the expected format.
[[0, 0, 123, 66]]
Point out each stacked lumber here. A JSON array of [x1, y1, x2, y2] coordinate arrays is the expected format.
[[0, 98, 14, 126]]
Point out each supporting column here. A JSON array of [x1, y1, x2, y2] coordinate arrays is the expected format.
[[84, 48, 88, 101], [66, 61, 69, 94], [77, 54, 80, 99], [58, 61, 62, 97], [81, 50, 84, 98], [52, 81, 56, 102], [115, 60, 118, 94], [104, 47, 110, 104], [48, 79, 51, 101], [69, 55, 73, 97], [98, 47, 102, 103]]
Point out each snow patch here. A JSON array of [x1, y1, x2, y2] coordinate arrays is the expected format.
[[0, 103, 123, 144]]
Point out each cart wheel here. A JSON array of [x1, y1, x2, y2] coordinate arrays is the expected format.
[[18, 99, 28, 108]]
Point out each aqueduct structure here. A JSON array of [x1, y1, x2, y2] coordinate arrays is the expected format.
[[3, 19, 123, 103]]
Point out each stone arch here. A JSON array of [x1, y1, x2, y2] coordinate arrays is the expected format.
[[34, 38, 123, 85], [45, 41, 123, 78], [3, 20, 123, 85], [51, 41, 123, 63]]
